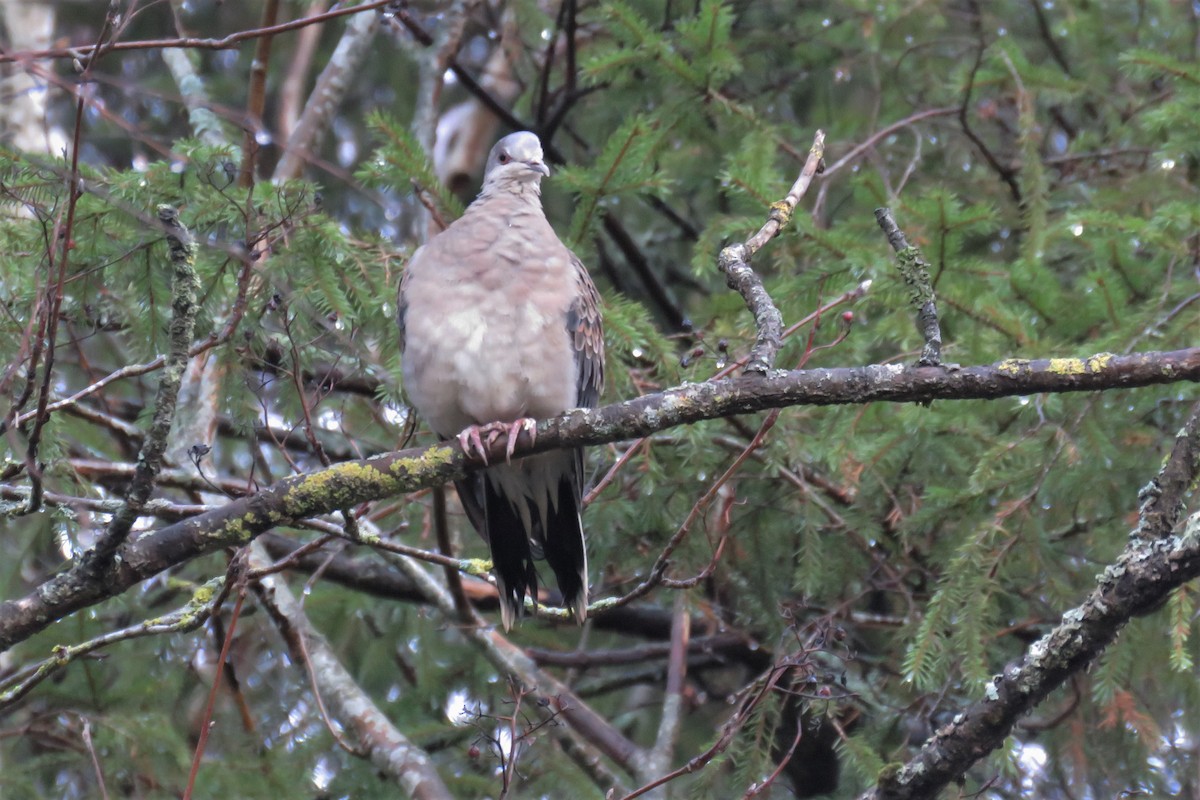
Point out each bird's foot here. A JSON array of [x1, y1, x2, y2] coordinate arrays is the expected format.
[[504, 418, 537, 463], [457, 419, 538, 465]]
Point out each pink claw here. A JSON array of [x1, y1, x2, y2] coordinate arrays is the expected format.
[[504, 418, 538, 462], [458, 425, 492, 465], [458, 420, 536, 464]]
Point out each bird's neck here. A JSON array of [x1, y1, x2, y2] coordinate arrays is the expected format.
[[474, 179, 544, 209]]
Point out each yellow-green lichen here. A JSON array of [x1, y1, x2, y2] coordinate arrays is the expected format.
[[212, 516, 254, 543], [1046, 353, 1115, 375], [1046, 357, 1086, 375], [536, 603, 571, 621], [285, 461, 397, 512], [996, 359, 1029, 377], [388, 446, 455, 480], [190, 583, 216, 606], [461, 558, 492, 577], [769, 200, 793, 228], [586, 596, 619, 614]]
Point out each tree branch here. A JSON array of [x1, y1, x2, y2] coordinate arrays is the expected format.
[[1, 347, 1197, 651], [875, 207, 943, 366], [92, 206, 200, 561], [719, 130, 825, 373], [274, 1, 382, 182], [863, 401, 1200, 800], [0, 1, 395, 64], [249, 543, 455, 800]]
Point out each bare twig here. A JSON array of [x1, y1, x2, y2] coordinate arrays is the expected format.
[[238, 0, 281, 188], [79, 717, 110, 800], [183, 563, 246, 800], [0, 1, 394, 63], [719, 130, 826, 374], [822, 107, 958, 177], [959, 1, 1023, 205]]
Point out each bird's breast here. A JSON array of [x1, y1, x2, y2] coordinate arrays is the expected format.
[[401, 223, 578, 437]]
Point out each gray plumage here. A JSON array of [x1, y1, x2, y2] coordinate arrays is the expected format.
[[398, 131, 605, 629]]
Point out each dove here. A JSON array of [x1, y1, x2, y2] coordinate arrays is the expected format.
[[398, 131, 604, 629]]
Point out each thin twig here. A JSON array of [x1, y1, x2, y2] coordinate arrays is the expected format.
[[822, 107, 958, 177], [238, 0, 280, 188], [0, 578, 224, 709], [0, 1, 395, 64]]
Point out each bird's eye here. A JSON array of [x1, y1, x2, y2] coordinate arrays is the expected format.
[[497, 152, 510, 164]]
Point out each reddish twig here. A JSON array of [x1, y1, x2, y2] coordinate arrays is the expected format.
[[182, 569, 246, 800], [0, 1, 393, 64]]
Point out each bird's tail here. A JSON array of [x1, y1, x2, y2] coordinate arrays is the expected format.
[[540, 468, 589, 623], [482, 481, 539, 631]]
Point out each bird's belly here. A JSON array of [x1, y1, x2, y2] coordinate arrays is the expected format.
[[405, 300, 575, 436]]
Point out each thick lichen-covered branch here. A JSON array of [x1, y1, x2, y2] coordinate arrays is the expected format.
[[862, 402, 1200, 800], [0, 347, 1197, 652]]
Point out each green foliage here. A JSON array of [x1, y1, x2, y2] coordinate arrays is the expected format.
[[560, 112, 674, 245], [904, 524, 997, 691], [837, 730, 888, 789], [356, 111, 464, 223], [1168, 585, 1195, 673]]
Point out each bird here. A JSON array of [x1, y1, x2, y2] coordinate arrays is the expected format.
[[397, 131, 605, 630]]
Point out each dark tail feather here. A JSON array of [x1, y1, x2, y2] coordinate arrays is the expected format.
[[540, 450, 589, 623], [482, 481, 538, 630]]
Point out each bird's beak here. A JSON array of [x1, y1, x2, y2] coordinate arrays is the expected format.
[[527, 159, 550, 177]]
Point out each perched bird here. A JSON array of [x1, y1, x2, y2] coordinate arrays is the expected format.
[[398, 131, 605, 629]]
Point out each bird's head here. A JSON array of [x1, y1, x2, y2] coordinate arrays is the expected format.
[[482, 132, 551, 191]]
